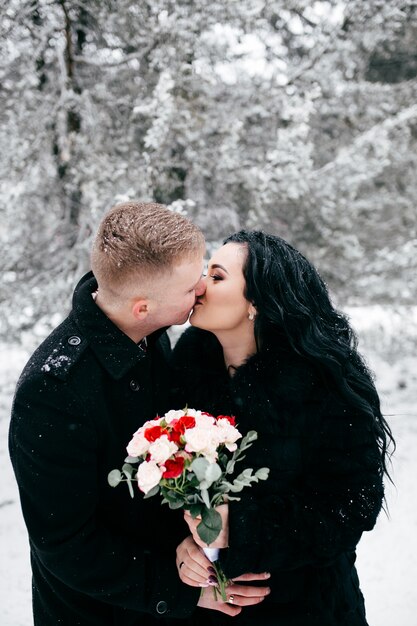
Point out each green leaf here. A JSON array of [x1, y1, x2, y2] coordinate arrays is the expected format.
[[190, 457, 210, 481], [127, 479, 134, 499], [204, 462, 222, 487], [143, 484, 160, 499], [240, 430, 258, 448], [163, 489, 182, 503], [122, 463, 135, 478], [124, 455, 139, 464], [168, 499, 185, 510], [200, 487, 211, 509], [197, 508, 222, 545], [255, 467, 270, 480], [226, 460, 235, 474], [107, 469, 122, 487], [189, 503, 204, 518]]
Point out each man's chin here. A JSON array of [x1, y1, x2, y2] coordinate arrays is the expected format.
[[172, 312, 192, 326]]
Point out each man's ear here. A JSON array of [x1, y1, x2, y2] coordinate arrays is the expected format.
[[132, 299, 150, 321]]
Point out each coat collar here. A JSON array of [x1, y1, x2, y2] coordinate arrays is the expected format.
[[71, 272, 164, 380]]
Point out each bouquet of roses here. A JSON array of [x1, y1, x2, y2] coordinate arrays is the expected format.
[[108, 407, 269, 601]]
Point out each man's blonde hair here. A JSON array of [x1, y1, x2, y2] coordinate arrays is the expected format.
[[91, 201, 204, 297]]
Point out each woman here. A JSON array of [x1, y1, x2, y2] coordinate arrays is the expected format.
[[172, 231, 394, 625]]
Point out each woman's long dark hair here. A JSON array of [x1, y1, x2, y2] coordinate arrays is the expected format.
[[224, 230, 395, 478]]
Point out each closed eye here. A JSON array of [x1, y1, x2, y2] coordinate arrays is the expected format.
[[209, 274, 223, 281]]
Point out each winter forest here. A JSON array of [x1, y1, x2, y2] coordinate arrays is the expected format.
[[1, 1, 416, 625]]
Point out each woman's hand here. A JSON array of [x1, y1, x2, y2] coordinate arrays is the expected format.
[[197, 575, 271, 616], [176, 536, 213, 587], [184, 503, 229, 549], [176, 536, 271, 616]]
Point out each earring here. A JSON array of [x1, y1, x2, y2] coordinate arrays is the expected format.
[[248, 312, 255, 321]]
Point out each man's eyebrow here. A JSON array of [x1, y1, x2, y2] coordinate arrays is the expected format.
[[210, 263, 229, 274]]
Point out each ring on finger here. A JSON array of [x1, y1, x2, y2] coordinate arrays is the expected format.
[[228, 594, 234, 604], [179, 561, 185, 569]]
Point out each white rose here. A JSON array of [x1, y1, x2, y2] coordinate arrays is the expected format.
[[126, 434, 150, 457], [184, 426, 219, 462], [216, 419, 242, 451], [164, 409, 186, 424], [148, 435, 178, 465], [137, 460, 163, 494], [185, 408, 201, 418], [193, 413, 216, 428]]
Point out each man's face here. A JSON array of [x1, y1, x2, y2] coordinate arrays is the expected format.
[[150, 253, 206, 327]]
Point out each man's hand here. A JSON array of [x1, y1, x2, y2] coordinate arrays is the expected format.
[[184, 503, 229, 549]]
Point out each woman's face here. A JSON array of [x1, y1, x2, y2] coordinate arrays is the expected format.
[[190, 242, 254, 333]]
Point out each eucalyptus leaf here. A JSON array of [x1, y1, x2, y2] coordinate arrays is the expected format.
[[143, 484, 160, 499], [197, 508, 222, 545], [189, 504, 204, 518], [190, 457, 210, 481], [122, 463, 134, 478], [200, 487, 211, 509], [255, 467, 270, 480], [205, 462, 222, 486], [127, 479, 134, 499], [107, 469, 122, 487], [124, 455, 139, 464], [226, 460, 235, 474], [168, 499, 185, 510], [228, 480, 246, 492], [164, 489, 182, 503]]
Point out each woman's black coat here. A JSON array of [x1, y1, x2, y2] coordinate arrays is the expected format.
[[172, 327, 385, 626]]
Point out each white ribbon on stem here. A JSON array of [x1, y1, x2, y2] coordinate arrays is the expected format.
[[203, 546, 220, 562]]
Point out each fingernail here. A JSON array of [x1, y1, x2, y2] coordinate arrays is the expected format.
[[207, 575, 218, 585], [264, 572, 271, 578], [207, 566, 216, 574]]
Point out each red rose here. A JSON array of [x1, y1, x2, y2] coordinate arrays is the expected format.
[[162, 456, 185, 479], [173, 415, 196, 434], [144, 425, 168, 442], [168, 429, 182, 445], [217, 415, 236, 426]]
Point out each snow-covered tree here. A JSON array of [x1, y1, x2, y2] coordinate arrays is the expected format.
[[1, 0, 416, 337]]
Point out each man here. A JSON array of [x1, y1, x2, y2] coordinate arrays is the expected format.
[[9, 202, 269, 625]]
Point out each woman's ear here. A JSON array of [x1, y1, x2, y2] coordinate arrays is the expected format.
[[248, 304, 257, 321]]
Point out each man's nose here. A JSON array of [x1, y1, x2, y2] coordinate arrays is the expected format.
[[195, 278, 206, 297]]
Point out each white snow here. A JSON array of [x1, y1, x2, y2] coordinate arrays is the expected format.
[[1, 307, 416, 625]]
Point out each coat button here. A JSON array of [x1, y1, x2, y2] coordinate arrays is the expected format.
[[130, 379, 140, 392], [68, 336, 81, 346], [156, 600, 168, 615]]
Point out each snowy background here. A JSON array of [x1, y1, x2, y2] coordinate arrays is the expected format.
[[1, 306, 416, 626], [2, 2, 417, 623]]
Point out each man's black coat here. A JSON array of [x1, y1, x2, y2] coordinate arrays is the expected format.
[[172, 327, 385, 626], [9, 273, 199, 625]]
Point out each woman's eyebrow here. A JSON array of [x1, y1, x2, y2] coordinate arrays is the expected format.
[[209, 263, 229, 274]]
